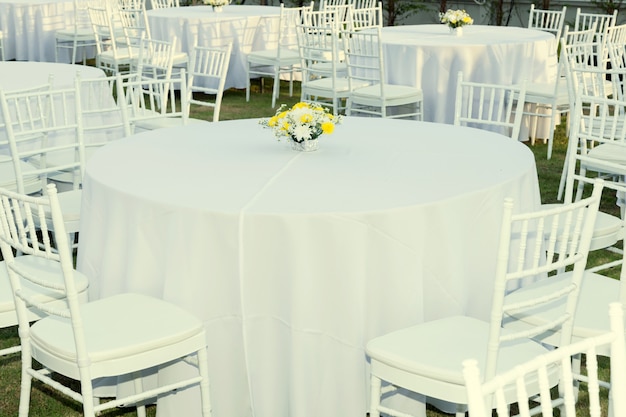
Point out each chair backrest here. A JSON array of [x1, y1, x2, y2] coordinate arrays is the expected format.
[[341, 27, 384, 93], [604, 23, 626, 70], [560, 36, 604, 101], [574, 7, 617, 35], [0, 184, 85, 373], [565, 93, 626, 203], [282, 3, 314, 50], [151, 0, 179, 8], [117, 0, 152, 51], [133, 35, 177, 81], [187, 43, 232, 122], [464, 302, 626, 417], [453, 71, 527, 140], [0, 84, 85, 195], [71, 0, 93, 32], [88, 2, 122, 58], [297, 10, 344, 80], [323, 3, 352, 27], [75, 72, 131, 156], [319, 0, 348, 11], [482, 179, 603, 383], [561, 24, 597, 48], [528, 5, 567, 42], [120, 69, 189, 132], [349, 0, 378, 9], [347, 1, 382, 31]]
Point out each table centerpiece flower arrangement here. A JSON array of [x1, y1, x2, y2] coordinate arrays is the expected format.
[[259, 102, 342, 152], [439, 9, 473, 36], [203, 0, 230, 12]]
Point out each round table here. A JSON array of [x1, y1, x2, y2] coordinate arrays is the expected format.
[[0, 0, 82, 62], [380, 25, 558, 131], [147, 5, 281, 89], [77, 117, 541, 417], [0, 61, 104, 90]]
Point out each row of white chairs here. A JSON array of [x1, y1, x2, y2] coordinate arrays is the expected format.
[[366, 7, 626, 413], [245, 2, 385, 110], [0, 61, 220, 349], [525, 6, 619, 159]]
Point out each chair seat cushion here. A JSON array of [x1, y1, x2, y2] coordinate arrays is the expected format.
[[504, 271, 619, 341], [366, 315, 549, 385], [541, 203, 622, 250], [30, 293, 204, 364], [0, 160, 42, 195], [0, 256, 89, 325], [525, 77, 569, 104], [55, 29, 97, 41], [54, 189, 82, 224], [247, 48, 300, 66], [587, 142, 626, 166], [352, 84, 423, 100], [303, 77, 352, 93]]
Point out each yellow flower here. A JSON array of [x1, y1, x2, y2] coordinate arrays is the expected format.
[[321, 122, 334, 134], [278, 111, 288, 119], [268, 116, 278, 127], [301, 114, 313, 123], [293, 102, 309, 109], [280, 121, 290, 131]]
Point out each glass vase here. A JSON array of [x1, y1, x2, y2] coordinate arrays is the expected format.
[[291, 139, 318, 152], [450, 26, 463, 36]]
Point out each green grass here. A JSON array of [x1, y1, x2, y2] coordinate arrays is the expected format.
[[0, 79, 618, 416]]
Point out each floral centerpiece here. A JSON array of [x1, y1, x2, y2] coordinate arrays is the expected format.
[[203, 0, 229, 11], [439, 9, 473, 34], [259, 102, 342, 152]]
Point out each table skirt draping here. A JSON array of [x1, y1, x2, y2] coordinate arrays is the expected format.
[[379, 25, 559, 140], [148, 5, 281, 90], [78, 118, 541, 417]]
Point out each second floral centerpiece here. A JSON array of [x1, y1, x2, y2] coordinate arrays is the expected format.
[[259, 102, 342, 152], [203, 0, 230, 12], [439, 9, 473, 36]]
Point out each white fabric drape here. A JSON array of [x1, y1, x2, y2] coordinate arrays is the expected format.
[[77, 117, 541, 417]]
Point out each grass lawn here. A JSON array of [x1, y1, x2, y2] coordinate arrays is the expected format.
[[0, 79, 617, 416]]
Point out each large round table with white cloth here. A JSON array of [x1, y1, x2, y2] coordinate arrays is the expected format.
[[380, 25, 558, 138], [0, 0, 83, 62], [147, 5, 281, 89], [77, 117, 541, 417]]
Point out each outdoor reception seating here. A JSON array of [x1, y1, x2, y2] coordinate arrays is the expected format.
[[2, 2, 626, 417]]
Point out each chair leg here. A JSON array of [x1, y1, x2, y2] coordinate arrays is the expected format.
[[370, 376, 382, 417], [134, 373, 147, 417], [245, 64, 251, 103], [18, 350, 33, 417], [546, 109, 557, 160], [272, 68, 280, 108], [197, 347, 213, 417]]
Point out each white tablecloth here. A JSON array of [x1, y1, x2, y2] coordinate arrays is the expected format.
[[0, 0, 85, 62], [380, 25, 558, 134], [147, 5, 280, 89], [77, 117, 541, 417], [0, 61, 103, 90]]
